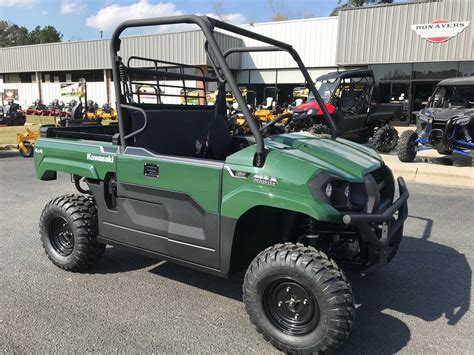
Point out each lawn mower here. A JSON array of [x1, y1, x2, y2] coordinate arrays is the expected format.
[[253, 86, 284, 123], [290, 69, 402, 152], [17, 127, 40, 157], [95, 103, 117, 120], [0, 100, 26, 126], [85, 100, 99, 119], [398, 76, 474, 162], [26, 99, 47, 116], [17, 79, 101, 157]]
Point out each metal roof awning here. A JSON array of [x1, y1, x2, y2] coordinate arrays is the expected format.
[[317, 69, 373, 81]]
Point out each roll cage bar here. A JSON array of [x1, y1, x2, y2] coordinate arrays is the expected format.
[[111, 15, 337, 167]]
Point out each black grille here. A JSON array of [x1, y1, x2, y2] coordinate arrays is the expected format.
[[368, 166, 395, 213], [370, 170, 384, 185]]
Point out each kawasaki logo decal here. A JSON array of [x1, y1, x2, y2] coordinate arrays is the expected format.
[[86, 153, 114, 163], [253, 174, 278, 186]]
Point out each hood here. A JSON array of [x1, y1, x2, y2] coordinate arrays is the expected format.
[[420, 107, 474, 122], [227, 132, 383, 182], [294, 101, 335, 115]]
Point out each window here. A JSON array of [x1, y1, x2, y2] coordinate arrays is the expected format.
[[459, 62, 474, 77], [413, 62, 458, 80], [42, 72, 66, 83], [373, 83, 391, 103], [71, 70, 104, 82], [19, 72, 34, 83], [371, 64, 412, 81]]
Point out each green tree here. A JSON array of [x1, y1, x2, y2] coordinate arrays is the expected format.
[[330, 0, 394, 16], [0, 21, 62, 47]]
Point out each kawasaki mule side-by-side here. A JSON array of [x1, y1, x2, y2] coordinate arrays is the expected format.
[[33, 16, 408, 354]]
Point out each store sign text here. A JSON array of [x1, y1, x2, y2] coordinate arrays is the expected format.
[[411, 19, 470, 43]]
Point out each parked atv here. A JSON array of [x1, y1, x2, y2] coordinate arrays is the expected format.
[[398, 76, 474, 162], [291, 69, 402, 153], [0, 100, 26, 126]]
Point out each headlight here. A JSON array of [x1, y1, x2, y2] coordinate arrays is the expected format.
[[309, 173, 367, 212], [454, 115, 472, 126], [325, 182, 333, 199], [418, 113, 432, 123], [307, 108, 317, 116]]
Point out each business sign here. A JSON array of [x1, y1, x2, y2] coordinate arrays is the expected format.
[[411, 19, 470, 43], [3, 88, 19, 100], [60, 82, 85, 97]]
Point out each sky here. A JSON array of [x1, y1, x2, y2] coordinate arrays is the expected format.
[[0, 0, 343, 41]]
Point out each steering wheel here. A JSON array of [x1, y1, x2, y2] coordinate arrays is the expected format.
[[260, 112, 293, 136]]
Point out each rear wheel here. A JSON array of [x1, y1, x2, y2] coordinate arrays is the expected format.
[[435, 146, 453, 155], [309, 123, 331, 135], [19, 142, 34, 157], [40, 194, 105, 271], [397, 130, 418, 162], [373, 125, 399, 153], [243, 243, 355, 354]]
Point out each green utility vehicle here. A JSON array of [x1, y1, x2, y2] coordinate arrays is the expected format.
[[34, 16, 409, 354]]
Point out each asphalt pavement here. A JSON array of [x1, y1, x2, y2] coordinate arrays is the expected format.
[[1, 151, 473, 354]]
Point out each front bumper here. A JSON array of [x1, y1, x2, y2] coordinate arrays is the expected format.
[[342, 177, 409, 274]]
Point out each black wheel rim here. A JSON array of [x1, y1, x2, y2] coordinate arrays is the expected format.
[[49, 217, 74, 256], [263, 277, 320, 336], [381, 131, 396, 148]]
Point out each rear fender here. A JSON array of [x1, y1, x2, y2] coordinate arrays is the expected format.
[[36, 156, 100, 181]]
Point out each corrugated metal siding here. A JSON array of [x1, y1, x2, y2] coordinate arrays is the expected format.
[[336, 0, 474, 65], [239, 17, 338, 69], [0, 30, 243, 73], [212, 32, 244, 69], [0, 39, 111, 72]]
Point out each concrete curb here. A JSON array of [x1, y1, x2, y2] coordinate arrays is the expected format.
[[382, 154, 473, 189], [0, 144, 17, 151]]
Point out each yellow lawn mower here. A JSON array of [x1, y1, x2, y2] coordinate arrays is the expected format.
[[16, 128, 41, 157]]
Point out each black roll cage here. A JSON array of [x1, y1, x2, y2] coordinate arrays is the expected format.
[[110, 15, 337, 167]]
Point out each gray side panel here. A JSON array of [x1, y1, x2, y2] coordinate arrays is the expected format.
[[116, 183, 219, 249], [88, 181, 219, 269]]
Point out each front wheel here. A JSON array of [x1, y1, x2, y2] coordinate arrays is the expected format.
[[39, 194, 105, 271], [243, 243, 355, 354], [373, 125, 399, 153], [19, 141, 34, 157], [397, 130, 418, 162]]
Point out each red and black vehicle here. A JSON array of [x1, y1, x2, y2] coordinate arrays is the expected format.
[[290, 69, 402, 152]]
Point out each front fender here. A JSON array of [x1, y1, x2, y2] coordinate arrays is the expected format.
[[221, 184, 340, 223]]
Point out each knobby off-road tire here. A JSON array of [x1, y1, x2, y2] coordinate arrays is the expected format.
[[39, 194, 105, 271], [19, 142, 34, 157], [309, 123, 331, 135], [397, 130, 418, 162], [373, 125, 399, 153], [435, 146, 453, 155], [243, 243, 355, 354]]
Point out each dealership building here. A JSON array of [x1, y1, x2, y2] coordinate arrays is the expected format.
[[0, 0, 472, 122]]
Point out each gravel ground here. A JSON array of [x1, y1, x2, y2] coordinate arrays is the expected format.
[[1, 151, 473, 354]]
